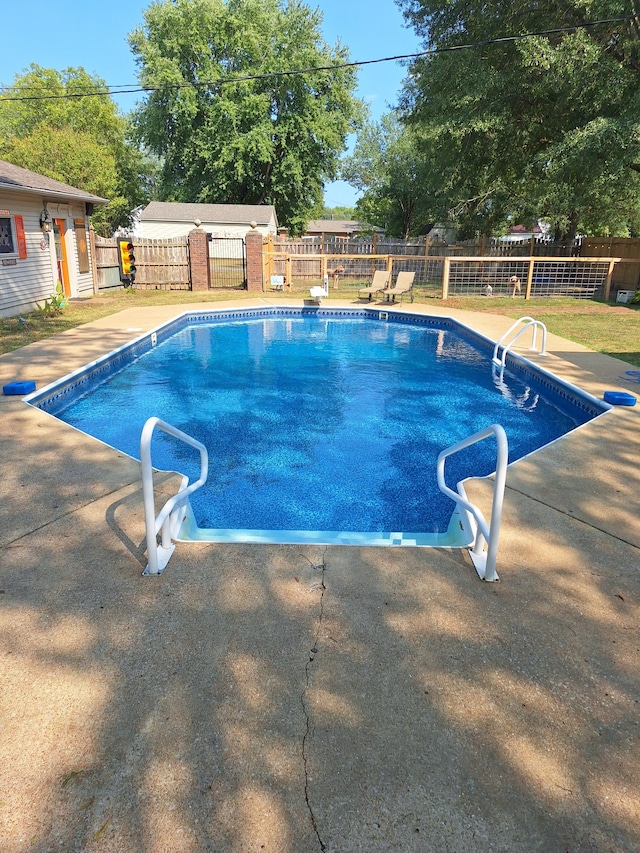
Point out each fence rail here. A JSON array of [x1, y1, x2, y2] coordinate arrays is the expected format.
[[262, 248, 622, 300]]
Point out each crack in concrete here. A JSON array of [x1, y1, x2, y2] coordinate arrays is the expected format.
[[300, 548, 328, 852]]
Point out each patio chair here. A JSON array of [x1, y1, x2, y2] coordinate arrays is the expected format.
[[383, 271, 415, 303], [358, 269, 391, 301]]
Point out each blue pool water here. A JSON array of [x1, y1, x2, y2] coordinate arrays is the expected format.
[[44, 313, 603, 541]]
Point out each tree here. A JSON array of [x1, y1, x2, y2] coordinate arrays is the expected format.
[[0, 65, 155, 235], [342, 112, 439, 238], [398, 0, 640, 237], [320, 205, 357, 220], [129, 0, 363, 234]]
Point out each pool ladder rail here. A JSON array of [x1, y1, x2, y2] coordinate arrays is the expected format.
[[492, 317, 547, 370], [437, 424, 509, 582], [140, 417, 508, 582], [140, 417, 208, 576]]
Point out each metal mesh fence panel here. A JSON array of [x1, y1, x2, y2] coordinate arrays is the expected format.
[[447, 260, 530, 296], [530, 261, 610, 298]]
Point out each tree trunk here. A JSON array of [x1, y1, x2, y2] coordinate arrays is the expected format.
[[554, 210, 579, 242]]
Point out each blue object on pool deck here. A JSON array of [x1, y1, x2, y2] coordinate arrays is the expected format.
[[3, 380, 36, 396], [604, 390, 636, 406], [618, 370, 640, 384]]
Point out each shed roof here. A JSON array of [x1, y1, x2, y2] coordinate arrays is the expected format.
[[0, 159, 107, 204], [140, 201, 278, 226]]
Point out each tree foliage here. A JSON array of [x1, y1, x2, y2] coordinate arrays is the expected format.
[[129, 0, 363, 234], [341, 112, 439, 237], [320, 205, 357, 220], [397, 0, 640, 237], [0, 65, 155, 235]]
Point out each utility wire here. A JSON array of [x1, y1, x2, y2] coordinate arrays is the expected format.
[[0, 16, 634, 102]]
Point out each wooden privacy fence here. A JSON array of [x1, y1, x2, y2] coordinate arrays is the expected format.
[[582, 237, 640, 291], [269, 234, 584, 258], [92, 234, 121, 290], [93, 235, 248, 290], [134, 237, 190, 290], [93, 235, 190, 290]]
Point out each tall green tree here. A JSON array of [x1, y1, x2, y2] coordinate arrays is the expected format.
[[0, 65, 155, 235], [129, 0, 363, 234], [399, 0, 640, 237], [341, 112, 439, 237]]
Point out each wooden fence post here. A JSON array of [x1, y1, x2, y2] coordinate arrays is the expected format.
[[89, 224, 99, 295], [604, 259, 616, 301], [285, 254, 292, 288], [442, 257, 450, 299], [525, 257, 534, 300]]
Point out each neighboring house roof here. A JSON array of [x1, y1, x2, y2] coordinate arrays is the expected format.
[[508, 224, 543, 235], [305, 219, 384, 235], [140, 201, 278, 227], [0, 159, 107, 204]]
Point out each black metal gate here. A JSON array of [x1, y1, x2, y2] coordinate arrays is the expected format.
[[208, 237, 247, 289]]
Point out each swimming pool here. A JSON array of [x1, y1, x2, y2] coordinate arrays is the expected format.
[[27, 306, 608, 547]]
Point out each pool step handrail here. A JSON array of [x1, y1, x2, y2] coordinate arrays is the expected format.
[[492, 317, 547, 368], [140, 417, 209, 576], [437, 424, 508, 582]]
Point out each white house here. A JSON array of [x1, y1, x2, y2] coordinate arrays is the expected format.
[[136, 201, 278, 239], [0, 160, 106, 318], [502, 223, 547, 242]]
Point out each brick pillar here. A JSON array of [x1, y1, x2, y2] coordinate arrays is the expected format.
[[188, 228, 210, 291], [245, 229, 264, 292]]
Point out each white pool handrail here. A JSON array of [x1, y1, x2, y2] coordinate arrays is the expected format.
[[492, 316, 547, 368], [437, 424, 508, 582], [140, 417, 208, 576]]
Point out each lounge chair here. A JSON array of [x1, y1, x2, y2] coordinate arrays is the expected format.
[[383, 271, 415, 303], [358, 269, 391, 301]]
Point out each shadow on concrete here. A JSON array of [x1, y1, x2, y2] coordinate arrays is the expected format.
[[1, 304, 639, 851]]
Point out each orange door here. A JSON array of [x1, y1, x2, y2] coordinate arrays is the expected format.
[[53, 220, 71, 297]]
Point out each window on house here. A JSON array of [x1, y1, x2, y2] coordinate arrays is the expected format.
[[0, 216, 17, 256]]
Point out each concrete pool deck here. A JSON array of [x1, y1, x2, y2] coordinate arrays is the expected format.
[[1, 298, 639, 852]]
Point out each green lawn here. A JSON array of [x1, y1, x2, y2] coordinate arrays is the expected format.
[[1, 287, 639, 366]]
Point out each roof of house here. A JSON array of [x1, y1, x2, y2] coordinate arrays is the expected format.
[[508, 223, 543, 235], [305, 219, 385, 235], [0, 159, 107, 204], [140, 201, 278, 226]]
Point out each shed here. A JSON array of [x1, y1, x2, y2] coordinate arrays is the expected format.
[[137, 202, 278, 239], [0, 159, 106, 318]]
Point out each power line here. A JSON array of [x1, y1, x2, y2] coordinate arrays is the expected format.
[[0, 16, 634, 103]]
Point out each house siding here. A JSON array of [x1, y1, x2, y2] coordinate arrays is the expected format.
[[0, 195, 55, 317], [139, 216, 277, 240], [0, 192, 96, 317]]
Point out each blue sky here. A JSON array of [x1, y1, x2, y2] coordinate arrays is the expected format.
[[0, 0, 421, 208]]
